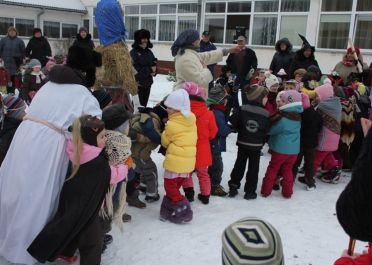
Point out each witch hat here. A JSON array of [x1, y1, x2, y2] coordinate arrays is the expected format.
[[298, 34, 315, 52]]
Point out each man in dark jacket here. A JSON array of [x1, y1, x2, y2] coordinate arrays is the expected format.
[[200, 31, 217, 90], [226, 35, 258, 106], [228, 86, 270, 200], [72, 27, 95, 50], [130, 29, 157, 107], [25, 28, 52, 67], [270, 38, 294, 76]]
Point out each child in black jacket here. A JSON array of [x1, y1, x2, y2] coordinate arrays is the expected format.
[[228, 85, 270, 200]]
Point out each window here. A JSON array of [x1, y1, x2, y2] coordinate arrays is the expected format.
[[160, 4, 176, 14], [141, 5, 157, 14], [125, 17, 139, 40], [357, 0, 372, 11], [281, 0, 310, 12], [15, 19, 34, 37], [83, 19, 90, 33], [0, 17, 14, 36], [43, 21, 60, 38], [125, 5, 139, 15], [206, 3, 226, 13], [280, 16, 307, 46], [204, 16, 225, 43], [228, 2, 251, 13], [62, 23, 77, 38], [225, 15, 250, 44], [255, 0, 279, 12], [141, 17, 156, 41], [93, 20, 98, 39], [252, 15, 277, 45], [321, 0, 353, 12], [318, 15, 350, 49], [178, 3, 198, 13], [355, 15, 372, 49], [159, 16, 176, 41], [178, 17, 197, 35]]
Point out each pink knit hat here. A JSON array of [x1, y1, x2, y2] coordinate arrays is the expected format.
[[182, 81, 206, 99], [278, 90, 302, 108], [301, 93, 311, 110], [46, 59, 56, 69], [315, 84, 334, 101]]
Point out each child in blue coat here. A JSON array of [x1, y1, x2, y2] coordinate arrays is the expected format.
[[261, 90, 303, 198]]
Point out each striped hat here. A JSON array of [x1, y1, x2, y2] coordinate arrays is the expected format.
[[222, 218, 284, 265], [3, 95, 27, 120]]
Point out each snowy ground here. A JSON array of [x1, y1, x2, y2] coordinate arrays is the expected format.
[[1, 75, 365, 265]]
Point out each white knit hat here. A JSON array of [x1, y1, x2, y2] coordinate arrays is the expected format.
[[265, 73, 279, 90], [164, 89, 191, 117]]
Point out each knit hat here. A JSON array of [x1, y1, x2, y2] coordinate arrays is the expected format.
[[27, 59, 42, 69], [264, 72, 279, 90], [45, 59, 56, 69], [246, 86, 268, 104], [102, 104, 132, 130], [278, 90, 302, 107], [315, 84, 334, 101], [79, 27, 88, 34], [209, 83, 226, 103], [301, 93, 311, 110], [164, 89, 191, 117], [92, 90, 112, 110], [171, 29, 200, 57], [3, 95, 27, 120], [105, 130, 131, 166], [79, 115, 105, 147], [33, 28, 42, 35], [183, 82, 206, 99], [222, 217, 284, 265]]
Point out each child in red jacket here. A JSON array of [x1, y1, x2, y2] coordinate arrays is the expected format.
[[182, 82, 218, 204], [0, 59, 11, 94]]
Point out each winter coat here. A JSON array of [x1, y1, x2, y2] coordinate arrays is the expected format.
[[72, 34, 95, 50], [27, 141, 110, 263], [0, 36, 25, 75], [21, 72, 46, 102], [226, 47, 258, 84], [230, 101, 270, 151], [0, 67, 11, 91], [174, 48, 224, 93], [270, 38, 294, 75], [265, 91, 278, 116], [316, 97, 342, 152], [288, 49, 321, 79], [300, 106, 323, 148], [336, 128, 372, 242], [25, 37, 52, 67], [0, 117, 22, 165], [130, 47, 157, 88], [130, 109, 162, 160], [161, 112, 197, 173], [268, 104, 303, 155], [210, 104, 231, 155], [200, 40, 217, 75], [190, 98, 218, 168], [333, 58, 369, 85]]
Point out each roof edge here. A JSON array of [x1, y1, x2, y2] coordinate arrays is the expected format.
[[0, 1, 88, 14]]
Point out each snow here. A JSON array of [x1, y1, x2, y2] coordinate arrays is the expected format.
[[2, 0, 86, 12], [0, 75, 366, 265]]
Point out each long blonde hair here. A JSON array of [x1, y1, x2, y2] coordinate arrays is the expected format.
[[66, 116, 84, 181]]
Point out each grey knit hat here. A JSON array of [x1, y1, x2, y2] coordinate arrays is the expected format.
[[245, 86, 268, 104], [26, 59, 42, 69], [222, 218, 284, 265], [209, 83, 226, 103]]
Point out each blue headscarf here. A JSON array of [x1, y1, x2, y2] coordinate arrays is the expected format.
[[95, 0, 127, 46], [171, 29, 200, 57]]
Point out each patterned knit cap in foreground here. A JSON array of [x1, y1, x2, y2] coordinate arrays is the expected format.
[[222, 218, 284, 265]]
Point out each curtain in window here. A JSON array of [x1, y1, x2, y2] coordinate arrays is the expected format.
[[178, 17, 197, 35], [252, 16, 277, 45], [62, 24, 77, 38], [255, 1, 279, 12], [160, 4, 176, 14], [321, 0, 352, 11], [141, 17, 157, 41], [43, 21, 60, 38], [280, 16, 307, 46], [141, 5, 157, 14], [318, 15, 350, 49], [125, 17, 139, 39], [204, 16, 225, 43], [355, 15, 372, 49], [159, 16, 175, 41], [178, 3, 198, 13], [357, 0, 372, 11], [281, 0, 310, 12], [0, 17, 14, 36], [125, 5, 139, 15]]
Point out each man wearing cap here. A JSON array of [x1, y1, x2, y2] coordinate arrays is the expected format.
[[72, 27, 95, 50], [200, 31, 217, 90], [226, 35, 258, 106], [25, 28, 52, 67]]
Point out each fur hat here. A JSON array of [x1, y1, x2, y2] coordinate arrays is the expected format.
[[264, 72, 279, 90], [102, 104, 132, 130], [222, 217, 284, 265], [164, 89, 191, 117], [3, 95, 27, 120], [132, 29, 153, 49], [278, 90, 302, 107], [315, 84, 334, 101], [182, 82, 206, 99], [93, 90, 112, 110], [246, 86, 268, 104]]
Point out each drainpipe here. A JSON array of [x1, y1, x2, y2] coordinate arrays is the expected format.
[[197, 0, 203, 33], [36, 8, 45, 28]]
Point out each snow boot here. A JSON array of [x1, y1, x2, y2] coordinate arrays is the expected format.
[[244, 192, 257, 200], [160, 196, 193, 224], [197, 194, 210, 205], [145, 194, 160, 203], [127, 190, 146, 209], [103, 234, 113, 245], [138, 184, 147, 193], [211, 185, 228, 197], [228, 184, 239, 198], [183, 187, 195, 202], [321, 167, 341, 184], [122, 213, 132, 222]]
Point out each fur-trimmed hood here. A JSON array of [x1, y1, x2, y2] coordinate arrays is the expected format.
[[275, 38, 292, 53]]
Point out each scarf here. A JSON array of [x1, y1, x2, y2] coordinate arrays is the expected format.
[[31, 71, 46, 84], [316, 97, 342, 134], [270, 111, 301, 127]]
